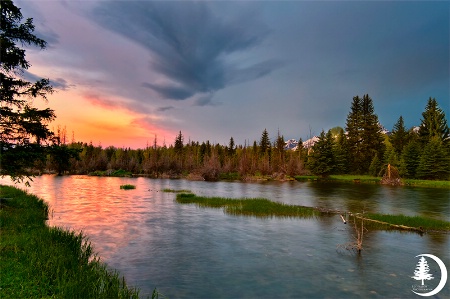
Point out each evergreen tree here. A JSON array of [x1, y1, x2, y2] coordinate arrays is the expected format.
[[273, 130, 285, 172], [296, 137, 308, 166], [389, 116, 410, 155], [383, 144, 399, 167], [416, 137, 450, 180], [227, 137, 235, 156], [174, 131, 183, 154], [275, 130, 285, 154], [399, 140, 420, 178], [368, 153, 382, 177], [360, 94, 385, 171], [259, 128, 271, 156], [345, 94, 385, 174], [252, 140, 258, 155], [332, 130, 348, 174], [307, 130, 334, 177], [418, 97, 450, 144], [346, 96, 364, 173], [1, 0, 55, 183]]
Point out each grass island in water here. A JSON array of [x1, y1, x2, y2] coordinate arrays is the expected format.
[[176, 193, 450, 232], [120, 184, 136, 190]]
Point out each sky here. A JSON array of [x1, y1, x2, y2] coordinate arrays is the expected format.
[[16, 0, 449, 149]]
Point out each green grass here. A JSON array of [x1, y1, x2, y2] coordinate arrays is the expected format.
[[402, 179, 450, 188], [363, 213, 450, 231], [90, 169, 133, 177], [120, 184, 136, 190], [295, 174, 381, 183], [0, 185, 141, 298], [294, 175, 320, 181], [175, 193, 450, 232], [329, 175, 381, 183], [110, 169, 133, 177], [294, 174, 449, 188], [176, 193, 320, 218], [162, 188, 191, 193]]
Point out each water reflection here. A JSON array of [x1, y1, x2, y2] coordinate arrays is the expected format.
[[1, 175, 448, 298]]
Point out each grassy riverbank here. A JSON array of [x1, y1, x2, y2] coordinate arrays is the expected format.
[[294, 174, 450, 188], [0, 185, 141, 298], [176, 193, 450, 232]]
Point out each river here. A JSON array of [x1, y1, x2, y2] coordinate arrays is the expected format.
[[2, 175, 449, 298]]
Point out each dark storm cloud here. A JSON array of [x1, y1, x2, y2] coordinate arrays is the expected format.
[[91, 1, 282, 103], [141, 82, 194, 101]]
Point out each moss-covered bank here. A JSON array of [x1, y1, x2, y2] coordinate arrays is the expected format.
[[0, 185, 141, 298]]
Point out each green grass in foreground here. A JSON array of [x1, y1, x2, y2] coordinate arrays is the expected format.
[[0, 185, 141, 298], [176, 193, 450, 232], [176, 193, 320, 218], [120, 184, 136, 190]]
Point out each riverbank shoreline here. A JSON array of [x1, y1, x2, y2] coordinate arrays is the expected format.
[[19, 170, 450, 188], [85, 171, 450, 189], [294, 174, 450, 188], [0, 185, 142, 298]]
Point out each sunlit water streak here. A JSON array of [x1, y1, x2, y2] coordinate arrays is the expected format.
[[1, 175, 449, 298]]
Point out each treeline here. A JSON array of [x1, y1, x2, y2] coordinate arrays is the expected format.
[[44, 128, 306, 180], [43, 96, 449, 181], [307, 96, 450, 180]]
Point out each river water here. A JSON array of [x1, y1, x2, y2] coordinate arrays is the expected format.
[[2, 175, 449, 298]]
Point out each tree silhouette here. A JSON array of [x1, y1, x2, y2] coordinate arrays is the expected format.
[[174, 131, 183, 154], [1, 0, 55, 184], [412, 256, 434, 286]]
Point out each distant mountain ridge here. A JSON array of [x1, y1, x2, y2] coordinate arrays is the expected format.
[[284, 136, 320, 151]]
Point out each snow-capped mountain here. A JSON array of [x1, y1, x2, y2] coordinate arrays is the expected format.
[[284, 139, 298, 150], [284, 136, 319, 151]]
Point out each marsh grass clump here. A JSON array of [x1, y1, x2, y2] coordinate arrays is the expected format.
[[162, 188, 191, 193], [120, 184, 136, 190], [363, 213, 450, 231], [0, 185, 141, 298], [176, 193, 320, 218]]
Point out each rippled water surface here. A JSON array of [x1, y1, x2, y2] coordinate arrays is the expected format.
[[2, 176, 449, 298]]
